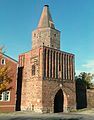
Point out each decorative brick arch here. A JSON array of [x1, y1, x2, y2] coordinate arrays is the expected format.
[[51, 86, 68, 113]]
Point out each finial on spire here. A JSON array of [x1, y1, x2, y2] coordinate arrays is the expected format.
[[44, 5, 49, 7]]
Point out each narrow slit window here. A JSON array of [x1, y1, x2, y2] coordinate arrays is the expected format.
[[32, 65, 35, 76]]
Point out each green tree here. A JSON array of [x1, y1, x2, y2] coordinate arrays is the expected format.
[[76, 72, 94, 89]]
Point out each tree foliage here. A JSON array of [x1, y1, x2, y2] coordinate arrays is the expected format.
[[0, 65, 12, 92], [0, 46, 13, 92], [0, 46, 5, 53], [75, 72, 94, 89]]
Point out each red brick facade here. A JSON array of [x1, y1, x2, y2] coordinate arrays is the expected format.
[[0, 53, 18, 112], [87, 89, 94, 108], [19, 46, 76, 113]]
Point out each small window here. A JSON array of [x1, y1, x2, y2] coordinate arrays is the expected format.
[[54, 34, 56, 37], [32, 65, 35, 76], [1, 58, 5, 65], [34, 33, 36, 37], [0, 91, 10, 101]]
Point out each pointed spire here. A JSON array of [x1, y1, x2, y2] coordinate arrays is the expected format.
[[38, 5, 55, 28]]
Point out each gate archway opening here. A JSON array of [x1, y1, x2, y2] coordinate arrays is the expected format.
[[54, 89, 64, 113]]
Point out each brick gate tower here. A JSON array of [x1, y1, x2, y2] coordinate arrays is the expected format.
[[18, 5, 76, 113]]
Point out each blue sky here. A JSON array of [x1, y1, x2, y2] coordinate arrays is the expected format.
[[0, 0, 94, 75]]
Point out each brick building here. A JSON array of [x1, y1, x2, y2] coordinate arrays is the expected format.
[[0, 52, 18, 112], [18, 5, 76, 113]]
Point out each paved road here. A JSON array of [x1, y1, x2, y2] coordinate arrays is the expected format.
[[0, 111, 94, 120]]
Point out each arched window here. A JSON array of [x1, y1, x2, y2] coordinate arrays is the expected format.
[[1, 58, 5, 65], [32, 65, 35, 76]]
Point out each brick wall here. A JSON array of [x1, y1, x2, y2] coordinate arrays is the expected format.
[[42, 80, 76, 113], [32, 28, 60, 49], [19, 47, 76, 113], [20, 48, 43, 112], [87, 89, 94, 108], [0, 53, 17, 112]]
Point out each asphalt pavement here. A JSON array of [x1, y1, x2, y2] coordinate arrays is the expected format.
[[0, 110, 94, 120]]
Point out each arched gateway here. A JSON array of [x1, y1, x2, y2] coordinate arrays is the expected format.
[[54, 89, 64, 113]]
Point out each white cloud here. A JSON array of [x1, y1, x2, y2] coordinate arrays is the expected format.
[[75, 60, 94, 82], [82, 60, 94, 68], [82, 60, 94, 74], [76, 60, 94, 76]]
